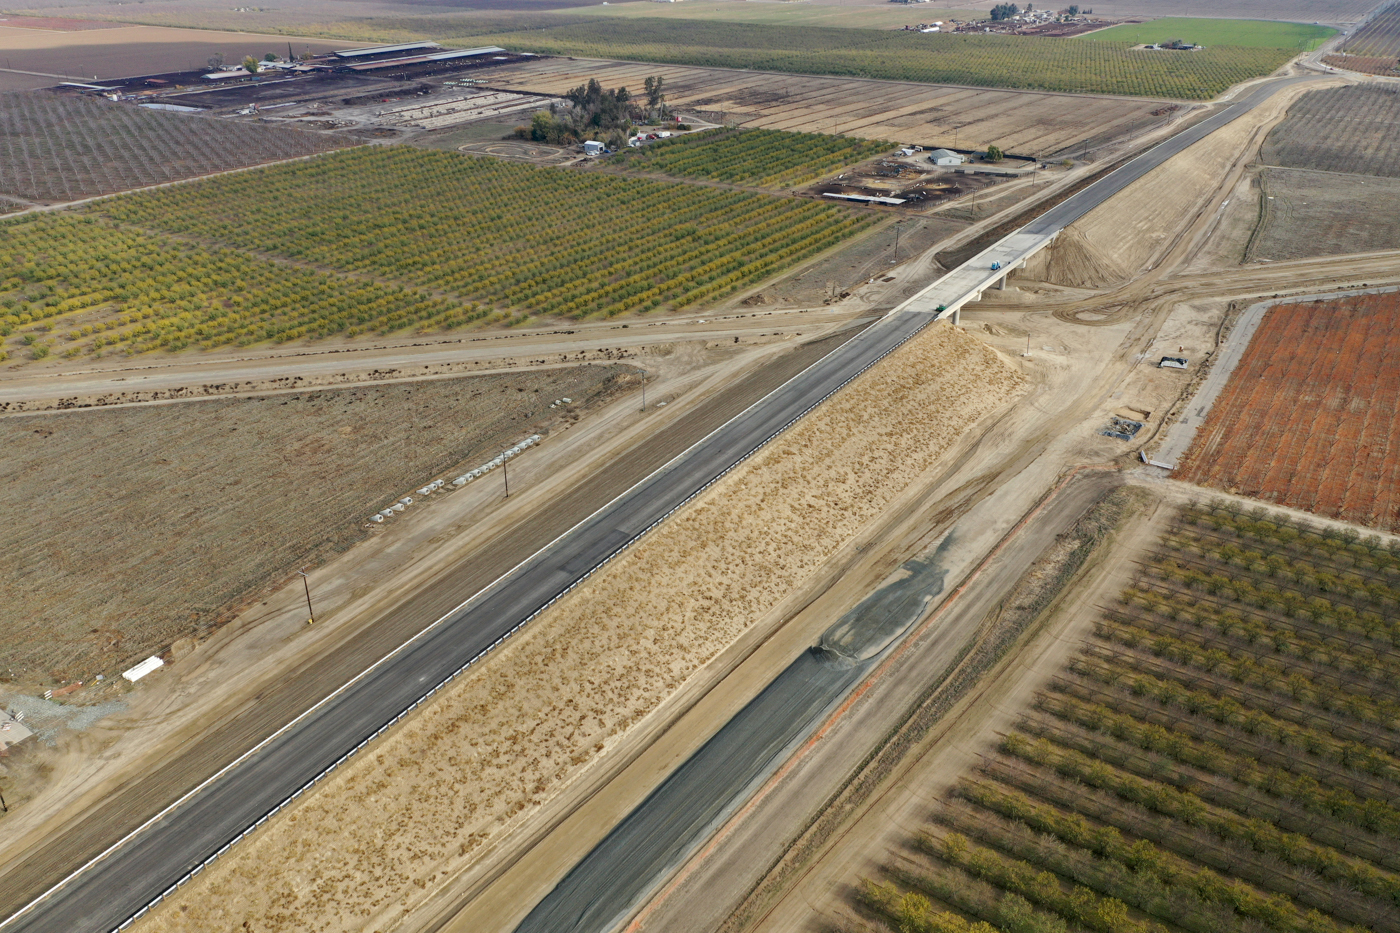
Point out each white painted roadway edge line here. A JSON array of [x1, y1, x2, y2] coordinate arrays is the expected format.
[[0, 312, 929, 933], [100, 314, 935, 933]]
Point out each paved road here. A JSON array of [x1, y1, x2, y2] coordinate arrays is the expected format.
[[901, 75, 1315, 318], [2, 70, 1317, 933], [515, 543, 956, 933], [511, 73, 1319, 933], [2, 311, 936, 933]]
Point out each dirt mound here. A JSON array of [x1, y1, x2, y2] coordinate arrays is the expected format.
[[1020, 226, 1130, 289]]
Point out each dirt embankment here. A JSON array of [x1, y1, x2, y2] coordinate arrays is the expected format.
[[135, 324, 1026, 933], [1022, 97, 1289, 289]]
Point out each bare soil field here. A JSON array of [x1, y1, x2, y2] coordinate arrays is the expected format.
[[1344, 0, 1400, 57], [0, 23, 344, 83], [0, 92, 351, 203], [134, 322, 1026, 933], [1178, 290, 1400, 532], [1259, 85, 1400, 179], [0, 16, 120, 31], [484, 58, 1174, 155], [0, 365, 631, 689], [1250, 167, 1400, 261]]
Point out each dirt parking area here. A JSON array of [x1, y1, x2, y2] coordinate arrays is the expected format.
[[484, 58, 1173, 155], [0, 365, 633, 691]]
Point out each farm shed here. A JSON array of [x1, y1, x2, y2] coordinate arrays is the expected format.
[[333, 41, 441, 59], [929, 148, 965, 166]]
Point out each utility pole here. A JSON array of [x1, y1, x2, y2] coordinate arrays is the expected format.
[[502, 446, 510, 498], [640, 369, 647, 411], [297, 568, 314, 625]]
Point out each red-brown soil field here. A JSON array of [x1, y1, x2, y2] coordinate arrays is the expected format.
[[1178, 290, 1400, 531]]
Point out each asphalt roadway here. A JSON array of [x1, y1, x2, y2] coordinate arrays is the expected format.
[[511, 74, 1319, 933], [514, 540, 957, 933], [3, 69, 1316, 933], [3, 310, 937, 933]]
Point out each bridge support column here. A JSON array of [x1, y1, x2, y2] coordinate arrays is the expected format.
[[995, 274, 1007, 290], [950, 306, 961, 326]]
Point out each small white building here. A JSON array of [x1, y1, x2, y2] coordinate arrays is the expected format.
[[928, 148, 965, 166], [583, 140, 605, 156]]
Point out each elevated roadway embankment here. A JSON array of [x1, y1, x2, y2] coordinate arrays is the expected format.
[[1, 310, 938, 933], [896, 76, 1314, 322]]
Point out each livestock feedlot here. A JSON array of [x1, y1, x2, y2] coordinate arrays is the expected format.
[[1178, 292, 1400, 532], [863, 501, 1400, 933], [91, 146, 873, 320]]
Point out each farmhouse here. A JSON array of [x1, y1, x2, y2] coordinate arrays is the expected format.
[[928, 148, 965, 166]]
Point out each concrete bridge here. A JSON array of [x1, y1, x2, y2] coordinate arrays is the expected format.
[[893, 229, 1057, 323]]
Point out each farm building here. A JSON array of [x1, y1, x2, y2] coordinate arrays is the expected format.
[[583, 140, 606, 156], [928, 148, 965, 166]]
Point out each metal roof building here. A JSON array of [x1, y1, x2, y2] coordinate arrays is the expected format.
[[333, 41, 441, 59], [341, 46, 508, 72]]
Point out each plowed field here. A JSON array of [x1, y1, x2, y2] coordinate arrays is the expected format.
[[1177, 290, 1400, 531]]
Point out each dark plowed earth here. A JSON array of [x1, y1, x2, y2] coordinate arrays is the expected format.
[[0, 319, 872, 925]]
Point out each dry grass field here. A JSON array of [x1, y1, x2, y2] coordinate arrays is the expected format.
[[1024, 93, 1273, 288], [1250, 168, 1400, 261], [0, 92, 351, 204], [134, 322, 1026, 933], [0, 365, 631, 688], [487, 59, 1172, 155], [860, 499, 1400, 933], [1260, 85, 1400, 179], [1178, 291, 1400, 532]]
